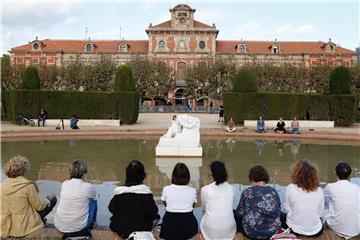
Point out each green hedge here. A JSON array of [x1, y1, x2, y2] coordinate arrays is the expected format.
[[3, 90, 139, 124], [224, 92, 356, 126]]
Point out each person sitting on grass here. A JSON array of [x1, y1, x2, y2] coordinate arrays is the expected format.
[[37, 109, 47, 127], [109, 160, 160, 239], [290, 117, 300, 134], [225, 117, 236, 133], [255, 115, 266, 133], [1, 155, 57, 238], [274, 117, 286, 134], [70, 114, 79, 130], [54, 160, 98, 239], [324, 162, 360, 239], [234, 165, 281, 240]]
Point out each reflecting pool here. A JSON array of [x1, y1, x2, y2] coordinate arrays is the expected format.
[[2, 138, 360, 226]]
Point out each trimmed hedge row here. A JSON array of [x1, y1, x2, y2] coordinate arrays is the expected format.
[[3, 90, 139, 124], [224, 92, 356, 126]]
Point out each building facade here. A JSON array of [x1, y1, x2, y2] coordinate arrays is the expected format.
[[9, 4, 357, 106]]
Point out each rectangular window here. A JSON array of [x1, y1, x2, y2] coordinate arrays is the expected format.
[[32, 58, 39, 64], [178, 12, 187, 17]]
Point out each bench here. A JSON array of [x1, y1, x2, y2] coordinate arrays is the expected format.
[[44, 119, 122, 127], [244, 120, 335, 129]]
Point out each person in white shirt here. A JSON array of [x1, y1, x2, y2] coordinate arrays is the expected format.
[[54, 160, 98, 236], [324, 162, 360, 239], [160, 163, 198, 240], [200, 161, 236, 240], [281, 160, 324, 237]]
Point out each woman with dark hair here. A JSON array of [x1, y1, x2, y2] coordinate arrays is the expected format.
[[160, 163, 198, 240], [200, 161, 236, 240], [108, 160, 160, 239], [282, 160, 324, 237], [234, 165, 281, 240]]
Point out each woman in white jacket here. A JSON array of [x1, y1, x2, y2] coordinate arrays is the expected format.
[[200, 161, 236, 240]]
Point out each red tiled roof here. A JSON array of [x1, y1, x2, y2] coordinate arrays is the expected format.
[[216, 40, 355, 54], [151, 19, 212, 29], [11, 39, 148, 53]]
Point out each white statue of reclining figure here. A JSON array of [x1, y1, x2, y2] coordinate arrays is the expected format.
[[158, 114, 200, 148]]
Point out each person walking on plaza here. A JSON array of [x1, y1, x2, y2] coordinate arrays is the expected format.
[[200, 161, 236, 240], [1, 156, 57, 238], [324, 162, 360, 239], [37, 109, 47, 127], [234, 165, 282, 239], [109, 160, 160, 239], [218, 105, 224, 123], [281, 160, 324, 237], [54, 160, 98, 237], [160, 163, 198, 240]]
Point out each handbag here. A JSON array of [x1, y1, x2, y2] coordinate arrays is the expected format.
[[127, 231, 155, 240], [270, 228, 301, 240]]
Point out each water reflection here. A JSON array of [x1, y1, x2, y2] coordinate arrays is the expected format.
[[156, 157, 202, 190]]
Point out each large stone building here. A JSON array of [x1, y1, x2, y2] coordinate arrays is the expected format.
[[9, 4, 357, 105]]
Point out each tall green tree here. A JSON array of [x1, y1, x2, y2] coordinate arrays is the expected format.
[[21, 66, 41, 89], [114, 65, 136, 91], [233, 68, 258, 92], [1, 54, 12, 90], [329, 66, 352, 94]]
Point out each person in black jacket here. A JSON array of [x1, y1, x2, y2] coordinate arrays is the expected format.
[[108, 160, 160, 239]]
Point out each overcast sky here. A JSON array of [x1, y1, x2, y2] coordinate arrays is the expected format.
[[1, 0, 359, 54]]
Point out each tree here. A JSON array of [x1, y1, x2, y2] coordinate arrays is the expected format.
[[208, 57, 237, 99], [36, 63, 59, 90], [185, 61, 211, 97], [114, 65, 135, 91], [21, 66, 40, 89], [91, 56, 116, 91], [233, 68, 258, 92], [308, 63, 334, 93], [329, 66, 352, 94], [1, 54, 12, 90], [350, 64, 360, 92]]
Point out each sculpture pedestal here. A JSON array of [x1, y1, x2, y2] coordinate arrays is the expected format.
[[155, 145, 203, 157]]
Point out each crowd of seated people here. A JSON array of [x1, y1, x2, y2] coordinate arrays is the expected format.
[[1, 156, 359, 240], [256, 116, 301, 134]]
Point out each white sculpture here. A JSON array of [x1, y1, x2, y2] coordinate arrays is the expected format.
[[156, 114, 203, 156]]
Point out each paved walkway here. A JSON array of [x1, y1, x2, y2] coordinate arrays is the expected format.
[[2, 113, 360, 143]]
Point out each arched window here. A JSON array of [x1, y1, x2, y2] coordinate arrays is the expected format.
[[177, 62, 186, 81], [325, 44, 334, 53], [238, 44, 246, 54], [272, 45, 280, 54], [158, 40, 165, 50], [85, 43, 92, 53], [119, 43, 127, 52]]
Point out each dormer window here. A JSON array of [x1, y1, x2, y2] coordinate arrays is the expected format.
[[325, 44, 334, 53], [158, 40, 165, 50], [119, 43, 128, 52], [178, 12, 187, 17], [238, 44, 246, 54], [272, 45, 280, 54], [85, 43, 93, 53], [33, 43, 39, 50]]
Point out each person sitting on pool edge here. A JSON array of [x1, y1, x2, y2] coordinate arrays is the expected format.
[[290, 117, 300, 134], [70, 114, 79, 129], [255, 115, 266, 133], [1, 155, 57, 238], [108, 160, 160, 239], [323, 162, 360, 239], [274, 117, 286, 134], [225, 117, 236, 133], [54, 160, 98, 238]]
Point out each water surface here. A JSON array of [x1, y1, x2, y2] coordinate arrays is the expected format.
[[2, 138, 360, 226]]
